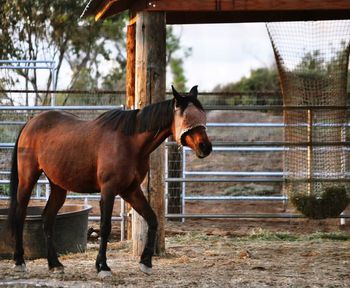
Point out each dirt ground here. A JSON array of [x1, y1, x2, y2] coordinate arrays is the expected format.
[[1, 216, 350, 288], [1, 199, 350, 287]]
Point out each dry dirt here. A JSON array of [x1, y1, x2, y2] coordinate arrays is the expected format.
[[0, 218, 350, 288]]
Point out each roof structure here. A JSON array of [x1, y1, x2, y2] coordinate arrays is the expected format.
[[82, 0, 350, 23]]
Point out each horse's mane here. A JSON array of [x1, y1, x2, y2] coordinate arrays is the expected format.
[[95, 96, 204, 135], [95, 99, 174, 135]]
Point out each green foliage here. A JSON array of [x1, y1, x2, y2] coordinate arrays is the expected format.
[[305, 232, 350, 241], [223, 184, 275, 196], [167, 229, 350, 244], [243, 229, 350, 242], [212, 47, 350, 106], [166, 26, 192, 92], [0, 0, 128, 105], [0, 3, 190, 105], [248, 229, 299, 241], [295, 50, 325, 73], [215, 66, 280, 93], [0, 184, 10, 196], [169, 58, 187, 91], [212, 66, 281, 106], [293, 48, 350, 97], [290, 186, 350, 219]]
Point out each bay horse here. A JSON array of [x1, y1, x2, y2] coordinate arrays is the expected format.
[[7, 85, 212, 277]]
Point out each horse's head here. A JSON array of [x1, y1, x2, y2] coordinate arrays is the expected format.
[[171, 85, 212, 158]]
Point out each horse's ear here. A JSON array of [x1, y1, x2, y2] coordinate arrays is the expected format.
[[189, 85, 198, 98], [172, 85, 184, 106]]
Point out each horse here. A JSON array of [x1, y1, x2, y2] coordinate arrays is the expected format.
[[7, 85, 212, 277]]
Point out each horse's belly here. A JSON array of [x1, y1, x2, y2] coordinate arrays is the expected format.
[[42, 164, 99, 193], [49, 175, 98, 193]]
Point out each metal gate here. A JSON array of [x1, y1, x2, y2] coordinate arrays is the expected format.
[[164, 94, 350, 222]]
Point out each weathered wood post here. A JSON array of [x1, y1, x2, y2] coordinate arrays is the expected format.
[[125, 21, 136, 240], [126, 22, 136, 110], [132, 11, 166, 256]]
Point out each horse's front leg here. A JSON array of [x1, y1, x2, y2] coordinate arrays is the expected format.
[[122, 187, 158, 275], [96, 189, 115, 278]]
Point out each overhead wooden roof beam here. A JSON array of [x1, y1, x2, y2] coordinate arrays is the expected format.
[[95, 0, 118, 21], [82, 0, 350, 23], [144, 0, 350, 12]]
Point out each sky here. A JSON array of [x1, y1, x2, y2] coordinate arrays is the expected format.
[[1, 23, 275, 93], [171, 23, 275, 92]]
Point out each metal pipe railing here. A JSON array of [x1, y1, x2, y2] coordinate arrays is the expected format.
[[184, 195, 287, 201], [0, 105, 123, 111], [184, 171, 283, 176], [171, 141, 350, 147], [204, 105, 350, 111], [166, 177, 350, 183], [2, 142, 349, 149], [207, 122, 350, 127], [1, 99, 350, 223]]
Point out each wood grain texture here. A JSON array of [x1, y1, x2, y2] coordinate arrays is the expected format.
[[87, 0, 350, 21], [144, 0, 350, 11], [133, 11, 166, 257], [126, 24, 136, 109]]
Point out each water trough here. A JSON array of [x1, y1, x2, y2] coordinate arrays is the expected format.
[[0, 204, 91, 259]]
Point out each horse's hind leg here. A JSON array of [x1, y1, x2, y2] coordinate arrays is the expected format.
[[42, 181, 67, 272], [14, 172, 41, 271], [122, 187, 158, 275], [95, 189, 115, 278]]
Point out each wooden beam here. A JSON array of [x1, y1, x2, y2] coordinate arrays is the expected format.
[[144, 0, 350, 12], [132, 11, 166, 256], [90, 0, 137, 20], [86, 0, 350, 22], [95, 0, 118, 21], [165, 10, 350, 24], [126, 23, 136, 109], [125, 22, 136, 240]]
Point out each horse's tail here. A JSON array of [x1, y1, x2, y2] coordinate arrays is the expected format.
[[7, 126, 24, 235]]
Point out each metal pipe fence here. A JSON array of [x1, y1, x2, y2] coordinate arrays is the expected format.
[[1, 90, 350, 233], [164, 103, 350, 222]]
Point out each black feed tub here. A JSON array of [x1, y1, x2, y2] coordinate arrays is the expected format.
[[0, 204, 91, 259]]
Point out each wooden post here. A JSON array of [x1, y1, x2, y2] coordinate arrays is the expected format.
[[125, 21, 136, 241], [132, 11, 166, 256], [126, 23, 136, 109]]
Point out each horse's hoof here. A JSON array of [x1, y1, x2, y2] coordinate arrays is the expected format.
[[98, 270, 113, 279], [51, 266, 64, 274], [13, 264, 26, 272], [139, 263, 152, 275]]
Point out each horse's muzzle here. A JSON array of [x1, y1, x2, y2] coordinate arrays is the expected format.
[[197, 141, 212, 158]]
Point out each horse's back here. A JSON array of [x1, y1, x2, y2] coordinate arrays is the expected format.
[[25, 110, 82, 131], [18, 110, 100, 192], [19, 110, 89, 152]]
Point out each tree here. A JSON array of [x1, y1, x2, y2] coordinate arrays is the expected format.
[[166, 26, 192, 92], [0, 1, 190, 104], [214, 66, 280, 93], [213, 65, 281, 105], [0, 0, 128, 104]]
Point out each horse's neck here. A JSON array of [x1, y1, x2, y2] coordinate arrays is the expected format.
[[138, 127, 172, 156]]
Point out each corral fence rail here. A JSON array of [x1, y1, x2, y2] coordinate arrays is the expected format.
[[1, 90, 350, 240]]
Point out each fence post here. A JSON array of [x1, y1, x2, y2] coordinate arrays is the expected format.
[[167, 139, 183, 221], [132, 11, 166, 256], [125, 20, 136, 241]]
